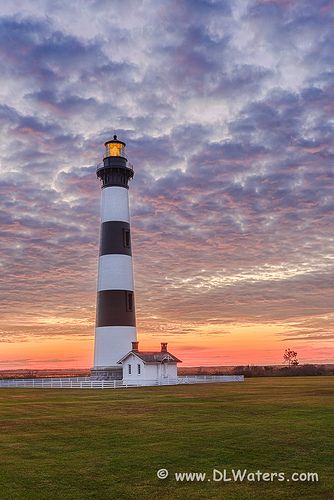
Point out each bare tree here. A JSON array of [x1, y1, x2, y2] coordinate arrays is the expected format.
[[283, 348, 299, 368]]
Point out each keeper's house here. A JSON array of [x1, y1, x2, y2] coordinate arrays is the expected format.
[[117, 342, 181, 384]]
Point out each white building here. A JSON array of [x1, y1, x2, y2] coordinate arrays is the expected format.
[[117, 342, 181, 385]]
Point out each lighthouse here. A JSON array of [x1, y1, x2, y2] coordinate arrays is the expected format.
[[92, 136, 136, 379]]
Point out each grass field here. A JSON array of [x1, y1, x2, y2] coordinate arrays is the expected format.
[[0, 377, 333, 500]]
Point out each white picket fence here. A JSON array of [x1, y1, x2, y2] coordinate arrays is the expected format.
[[0, 378, 124, 389], [0, 375, 244, 389], [178, 375, 244, 384]]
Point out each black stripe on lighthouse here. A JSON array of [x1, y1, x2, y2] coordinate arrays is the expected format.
[[96, 290, 136, 327], [100, 221, 132, 256]]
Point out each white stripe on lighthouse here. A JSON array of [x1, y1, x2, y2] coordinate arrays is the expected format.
[[94, 326, 136, 367], [97, 254, 134, 291], [101, 186, 130, 223]]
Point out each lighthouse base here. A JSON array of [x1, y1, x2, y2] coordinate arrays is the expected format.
[[90, 366, 123, 380]]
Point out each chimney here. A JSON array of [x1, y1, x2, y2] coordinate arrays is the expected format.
[[161, 342, 168, 352], [132, 341, 139, 352]]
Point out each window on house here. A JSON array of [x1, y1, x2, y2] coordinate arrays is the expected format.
[[126, 291, 133, 312], [128, 364, 132, 375], [138, 364, 141, 375], [123, 229, 130, 248]]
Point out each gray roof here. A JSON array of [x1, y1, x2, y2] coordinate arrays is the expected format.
[[117, 351, 182, 364]]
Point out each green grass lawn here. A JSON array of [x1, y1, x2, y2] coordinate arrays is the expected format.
[[0, 377, 333, 500]]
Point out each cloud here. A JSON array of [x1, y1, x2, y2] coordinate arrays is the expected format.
[[0, 1, 333, 364]]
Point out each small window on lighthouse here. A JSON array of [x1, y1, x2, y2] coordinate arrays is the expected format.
[[123, 229, 130, 248], [128, 364, 132, 375], [138, 364, 141, 375], [126, 292, 133, 312]]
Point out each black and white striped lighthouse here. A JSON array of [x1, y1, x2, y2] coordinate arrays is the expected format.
[[92, 136, 136, 379]]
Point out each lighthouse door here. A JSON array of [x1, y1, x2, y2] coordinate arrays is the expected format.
[[162, 361, 168, 378]]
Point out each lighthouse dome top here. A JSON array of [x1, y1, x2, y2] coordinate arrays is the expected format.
[[104, 135, 126, 159]]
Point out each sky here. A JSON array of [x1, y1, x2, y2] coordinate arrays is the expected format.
[[0, 0, 333, 369]]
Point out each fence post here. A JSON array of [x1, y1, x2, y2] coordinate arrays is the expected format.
[[102, 380, 104, 390]]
